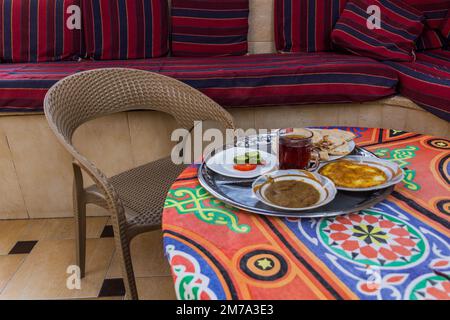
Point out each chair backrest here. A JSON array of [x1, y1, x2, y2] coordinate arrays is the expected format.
[[44, 68, 235, 222], [44, 68, 234, 144]]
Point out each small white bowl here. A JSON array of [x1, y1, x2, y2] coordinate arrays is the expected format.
[[252, 170, 337, 211]]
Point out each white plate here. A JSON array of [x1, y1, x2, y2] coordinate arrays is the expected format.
[[252, 170, 337, 211], [318, 156, 405, 191], [206, 147, 278, 179]]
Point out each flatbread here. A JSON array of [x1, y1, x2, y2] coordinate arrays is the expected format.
[[327, 129, 356, 142], [311, 129, 354, 159], [329, 141, 351, 156]]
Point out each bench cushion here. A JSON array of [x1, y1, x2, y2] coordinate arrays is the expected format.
[[0, 0, 83, 63], [275, 0, 347, 53], [384, 49, 450, 121], [82, 0, 169, 60], [331, 0, 424, 62], [171, 0, 249, 57], [0, 53, 398, 113]]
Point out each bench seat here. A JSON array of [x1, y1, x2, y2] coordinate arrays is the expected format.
[[0, 52, 398, 113]]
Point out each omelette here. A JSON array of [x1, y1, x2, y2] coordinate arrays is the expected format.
[[319, 160, 387, 188]]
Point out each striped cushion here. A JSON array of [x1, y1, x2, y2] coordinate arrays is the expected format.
[[0, 0, 83, 63], [384, 49, 450, 121], [405, 0, 449, 29], [0, 53, 397, 112], [275, 0, 348, 53], [439, 11, 450, 44], [171, 0, 249, 57], [416, 26, 446, 50], [331, 0, 424, 61], [82, 0, 169, 60]]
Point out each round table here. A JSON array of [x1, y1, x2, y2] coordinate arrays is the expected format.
[[162, 127, 450, 300]]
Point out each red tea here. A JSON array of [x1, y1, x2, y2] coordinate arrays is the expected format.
[[279, 134, 313, 170]]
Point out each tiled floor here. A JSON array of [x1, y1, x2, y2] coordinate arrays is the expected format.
[[0, 217, 176, 300]]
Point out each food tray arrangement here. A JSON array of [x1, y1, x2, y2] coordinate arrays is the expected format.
[[198, 145, 395, 219]]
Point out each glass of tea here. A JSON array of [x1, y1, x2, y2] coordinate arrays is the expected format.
[[278, 128, 319, 170]]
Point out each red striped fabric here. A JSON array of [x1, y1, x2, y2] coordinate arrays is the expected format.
[[406, 0, 450, 50], [439, 11, 450, 44], [275, 0, 348, 53], [171, 0, 249, 57], [82, 0, 169, 60], [0, 53, 398, 113], [416, 26, 446, 50], [331, 0, 424, 61], [0, 0, 83, 63], [405, 0, 449, 29], [384, 49, 450, 121]]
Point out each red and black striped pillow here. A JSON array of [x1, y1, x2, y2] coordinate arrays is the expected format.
[[171, 0, 249, 57], [0, 0, 83, 63], [82, 0, 169, 60], [405, 0, 449, 29], [415, 26, 446, 51], [331, 0, 424, 61], [406, 0, 449, 50], [275, 0, 348, 53], [439, 10, 450, 46]]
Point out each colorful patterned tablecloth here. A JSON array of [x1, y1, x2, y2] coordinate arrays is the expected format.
[[162, 128, 450, 300]]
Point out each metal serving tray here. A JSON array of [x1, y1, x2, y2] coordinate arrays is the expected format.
[[198, 145, 393, 219]]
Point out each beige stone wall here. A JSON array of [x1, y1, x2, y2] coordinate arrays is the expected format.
[[248, 0, 277, 54], [0, 112, 178, 219]]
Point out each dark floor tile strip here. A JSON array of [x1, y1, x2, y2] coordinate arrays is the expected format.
[[100, 225, 114, 238], [98, 278, 126, 297], [8, 241, 38, 255]]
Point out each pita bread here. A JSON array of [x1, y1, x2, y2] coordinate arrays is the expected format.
[[328, 129, 356, 142], [310, 129, 354, 158], [329, 141, 351, 156], [311, 129, 356, 142]]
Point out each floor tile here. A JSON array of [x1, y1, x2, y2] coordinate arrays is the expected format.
[[18, 217, 108, 241], [98, 278, 126, 297], [8, 241, 38, 254], [100, 225, 114, 238], [0, 255, 26, 293], [0, 238, 114, 299], [0, 220, 30, 255], [136, 277, 177, 300], [106, 230, 171, 279]]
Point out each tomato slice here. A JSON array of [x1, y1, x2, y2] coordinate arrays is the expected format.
[[233, 164, 258, 171]]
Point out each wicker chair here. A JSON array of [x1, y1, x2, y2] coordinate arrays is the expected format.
[[43, 68, 235, 299]]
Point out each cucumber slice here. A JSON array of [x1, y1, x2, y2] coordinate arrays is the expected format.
[[234, 154, 249, 164], [247, 151, 262, 164]]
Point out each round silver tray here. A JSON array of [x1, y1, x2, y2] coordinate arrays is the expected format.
[[198, 145, 393, 219]]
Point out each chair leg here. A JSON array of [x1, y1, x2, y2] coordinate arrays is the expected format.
[[115, 237, 139, 300], [73, 164, 86, 278], [74, 193, 86, 278]]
